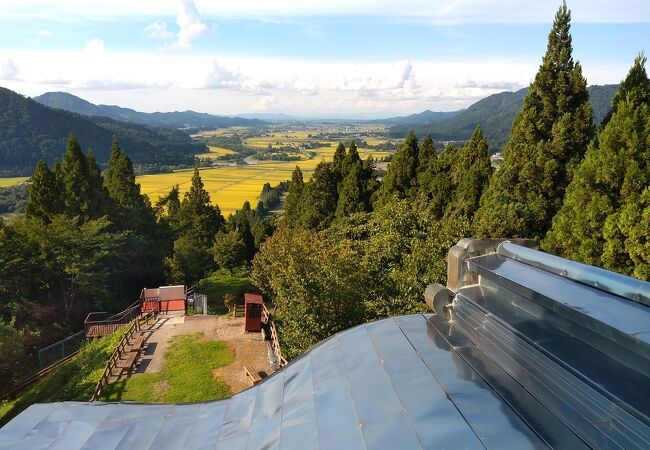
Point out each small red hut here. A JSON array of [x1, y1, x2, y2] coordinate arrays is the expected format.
[[140, 285, 186, 314], [244, 293, 264, 332]]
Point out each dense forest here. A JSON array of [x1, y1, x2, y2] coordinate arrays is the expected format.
[[0, 88, 205, 176], [0, 135, 278, 390], [251, 5, 650, 358], [1, 4, 648, 390]]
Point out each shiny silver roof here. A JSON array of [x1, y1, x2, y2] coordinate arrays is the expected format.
[[1, 241, 649, 449]]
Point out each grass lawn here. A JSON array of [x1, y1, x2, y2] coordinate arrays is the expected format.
[[0, 328, 127, 427], [99, 333, 233, 403], [197, 269, 256, 314]]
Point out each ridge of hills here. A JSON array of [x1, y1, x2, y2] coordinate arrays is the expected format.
[[34, 92, 267, 130], [387, 84, 619, 150], [0, 87, 205, 176]]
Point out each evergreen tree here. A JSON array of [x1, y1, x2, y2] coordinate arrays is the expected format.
[[417, 135, 436, 174], [342, 142, 361, 178], [103, 137, 144, 212], [444, 126, 493, 220], [363, 156, 380, 197], [85, 149, 108, 219], [601, 51, 650, 128], [25, 160, 61, 222], [168, 168, 224, 283], [544, 55, 650, 279], [473, 3, 593, 239], [375, 130, 419, 203], [417, 144, 456, 220], [332, 142, 346, 175], [335, 162, 371, 219], [230, 201, 256, 261], [284, 166, 304, 223], [60, 133, 92, 219], [179, 168, 224, 245], [299, 162, 340, 230], [103, 138, 166, 292]]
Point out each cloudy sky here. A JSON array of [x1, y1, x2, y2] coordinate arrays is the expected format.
[[1, 0, 649, 118]]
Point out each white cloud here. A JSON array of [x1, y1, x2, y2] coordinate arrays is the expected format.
[[144, 22, 175, 40], [251, 96, 277, 111], [203, 61, 241, 88], [38, 29, 53, 37], [338, 60, 419, 98], [0, 57, 19, 79], [175, 0, 209, 49], [143, 0, 209, 50], [456, 79, 525, 90], [83, 39, 105, 54], [1, 49, 625, 116]]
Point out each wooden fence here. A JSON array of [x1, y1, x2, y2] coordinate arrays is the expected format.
[[90, 310, 157, 401], [0, 349, 82, 401], [262, 305, 287, 367], [84, 300, 141, 339]]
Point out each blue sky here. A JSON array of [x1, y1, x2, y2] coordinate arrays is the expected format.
[[0, 1, 649, 117]]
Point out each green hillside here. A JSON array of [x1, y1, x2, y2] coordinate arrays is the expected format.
[[0, 87, 205, 176], [0, 329, 125, 427], [388, 84, 618, 150]]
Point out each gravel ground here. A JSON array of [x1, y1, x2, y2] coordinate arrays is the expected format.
[[136, 314, 271, 394]]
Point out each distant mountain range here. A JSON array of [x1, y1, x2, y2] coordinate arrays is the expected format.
[[387, 84, 619, 150], [236, 113, 302, 122], [375, 110, 462, 127], [34, 92, 267, 130], [0, 87, 205, 176]]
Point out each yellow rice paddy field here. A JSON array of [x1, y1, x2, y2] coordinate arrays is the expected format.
[[0, 177, 28, 188], [0, 129, 392, 217], [138, 153, 388, 216], [138, 130, 390, 216]]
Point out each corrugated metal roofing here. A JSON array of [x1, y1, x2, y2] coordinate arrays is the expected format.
[[1, 242, 648, 449]]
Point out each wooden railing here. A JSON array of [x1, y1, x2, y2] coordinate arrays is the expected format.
[[262, 305, 287, 367], [140, 296, 160, 314], [0, 349, 82, 401], [90, 310, 157, 401], [84, 300, 141, 338]]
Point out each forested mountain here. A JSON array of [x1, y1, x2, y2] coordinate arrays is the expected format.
[[376, 109, 462, 126], [34, 91, 267, 129], [388, 84, 618, 150], [0, 87, 205, 175]]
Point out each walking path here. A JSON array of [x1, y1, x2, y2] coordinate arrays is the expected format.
[[134, 314, 271, 393]]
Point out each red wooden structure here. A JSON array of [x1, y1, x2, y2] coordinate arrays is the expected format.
[[140, 285, 186, 313], [244, 293, 264, 332]]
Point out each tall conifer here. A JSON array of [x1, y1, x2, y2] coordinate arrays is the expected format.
[[25, 160, 62, 222], [375, 130, 419, 203], [285, 166, 305, 223], [61, 133, 92, 219], [544, 55, 650, 279], [444, 126, 493, 221], [336, 162, 371, 219], [417, 135, 436, 174], [473, 3, 593, 239]]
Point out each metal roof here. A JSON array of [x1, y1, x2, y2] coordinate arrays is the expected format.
[[1, 240, 648, 449]]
